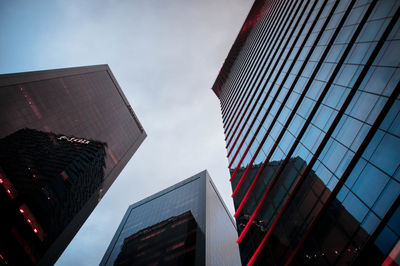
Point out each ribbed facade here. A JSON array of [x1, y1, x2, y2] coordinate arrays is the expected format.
[[212, 0, 400, 265]]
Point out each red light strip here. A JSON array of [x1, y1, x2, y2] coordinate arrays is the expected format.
[[1, 176, 18, 199], [234, 0, 328, 215], [237, 0, 330, 243], [226, 0, 287, 158], [248, 2, 394, 262], [229, 0, 304, 178], [224, 0, 283, 138], [236, 0, 359, 225], [234, 158, 268, 217], [246, 168, 306, 264], [236, 155, 289, 242], [229, 133, 256, 182], [19, 204, 45, 241], [0, 253, 7, 265]]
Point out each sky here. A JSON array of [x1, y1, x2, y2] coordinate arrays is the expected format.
[[0, 0, 253, 265]]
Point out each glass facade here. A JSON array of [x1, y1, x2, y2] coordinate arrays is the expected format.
[[114, 211, 198, 266], [100, 170, 241, 266], [212, 0, 400, 265], [0, 65, 146, 265]]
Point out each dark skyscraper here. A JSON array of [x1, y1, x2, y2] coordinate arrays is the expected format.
[[100, 170, 241, 266], [212, 0, 400, 265], [0, 65, 146, 265]]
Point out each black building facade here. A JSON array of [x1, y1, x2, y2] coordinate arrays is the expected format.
[[0, 65, 146, 265], [212, 0, 400, 265], [100, 170, 241, 266]]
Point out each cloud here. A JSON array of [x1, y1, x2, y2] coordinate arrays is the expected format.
[[1, 0, 253, 265]]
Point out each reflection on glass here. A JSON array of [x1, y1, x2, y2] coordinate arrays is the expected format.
[[114, 211, 197, 266], [0, 128, 107, 265]]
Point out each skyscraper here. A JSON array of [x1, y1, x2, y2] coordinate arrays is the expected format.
[[100, 170, 241, 266], [212, 0, 400, 265], [0, 65, 146, 265]]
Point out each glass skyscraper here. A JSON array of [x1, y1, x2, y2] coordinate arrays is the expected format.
[[100, 170, 241, 266], [211, 0, 400, 265], [0, 65, 146, 265]]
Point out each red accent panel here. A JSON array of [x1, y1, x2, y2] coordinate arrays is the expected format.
[[11, 227, 37, 264], [382, 257, 397, 266], [234, 161, 266, 217]]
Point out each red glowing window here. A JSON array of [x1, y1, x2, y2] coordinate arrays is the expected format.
[[170, 242, 185, 250], [1, 177, 18, 199], [0, 253, 7, 264], [18, 204, 45, 242]]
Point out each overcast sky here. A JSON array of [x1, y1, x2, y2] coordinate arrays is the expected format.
[[0, 0, 253, 265]]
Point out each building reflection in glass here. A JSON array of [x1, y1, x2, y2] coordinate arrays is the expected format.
[[101, 171, 241, 266], [212, 0, 400, 264], [232, 157, 399, 265], [0, 65, 146, 265], [114, 211, 197, 266], [0, 128, 107, 265]]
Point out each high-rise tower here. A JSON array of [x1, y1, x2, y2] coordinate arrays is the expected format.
[[0, 65, 146, 265], [212, 0, 400, 265], [100, 170, 241, 266]]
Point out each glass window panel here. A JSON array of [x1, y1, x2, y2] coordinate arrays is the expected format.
[[374, 226, 398, 254], [377, 40, 400, 67], [388, 206, 400, 235], [306, 80, 324, 100], [322, 140, 347, 173], [337, 186, 349, 202], [295, 143, 312, 164], [352, 164, 389, 207], [373, 179, 400, 218], [342, 191, 369, 223], [336, 116, 363, 147], [395, 167, 400, 182], [303, 125, 322, 152], [389, 109, 400, 137], [361, 211, 380, 234], [370, 133, 400, 175], [316, 62, 335, 81], [348, 5, 366, 25], [347, 43, 371, 65], [371, 0, 399, 20], [351, 123, 371, 152], [270, 146, 285, 162], [363, 67, 395, 95], [326, 44, 345, 63], [380, 99, 400, 133], [345, 158, 367, 188], [327, 175, 338, 191], [348, 91, 379, 122], [383, 68, 400, 96], [359, 19, 388, 42], [298, 97, 314, 118], [314, 162, 333, 186], [335, 149, 355, 177], [313, 105, 334, 131], [336, 25, 355, 44], [323, 85, 348, 110], [367, 96, 387, 125]]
